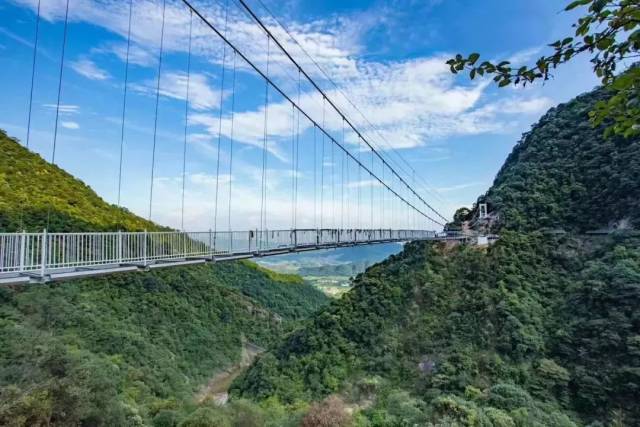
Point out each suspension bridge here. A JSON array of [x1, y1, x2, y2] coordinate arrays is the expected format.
[[0, 0, 476, 286]]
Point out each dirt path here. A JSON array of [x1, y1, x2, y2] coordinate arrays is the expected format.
[[195, 341, 264, 405]]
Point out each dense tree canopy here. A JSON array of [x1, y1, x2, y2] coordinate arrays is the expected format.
[[0, 262, 328, 426], [231, 84, 640, 426], [233, 232, 640, 426], [480, 87, 640, 232]]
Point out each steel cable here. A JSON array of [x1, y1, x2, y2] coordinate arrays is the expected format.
[[180, 9, 194, 231], [148, 0, 167, 221]]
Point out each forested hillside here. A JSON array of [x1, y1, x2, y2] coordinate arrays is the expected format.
[[233, 233, 640, 426], [0, 130, 161, 232], [0, 131, 329, 426], [231, 85, 640, 426], [0, 261, 328, 426], [479, 87, 640, 232]]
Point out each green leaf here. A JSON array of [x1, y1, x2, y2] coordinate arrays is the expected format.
[[565, 0, 590, 11], [468, 53, 480, 65]]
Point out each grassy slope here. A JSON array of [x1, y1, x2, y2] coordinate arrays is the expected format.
[[0, 130, 161, 232]]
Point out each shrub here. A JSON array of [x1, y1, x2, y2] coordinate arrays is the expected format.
[[300, 396, 352, 427]]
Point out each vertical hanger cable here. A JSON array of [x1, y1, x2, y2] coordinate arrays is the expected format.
[[180, 9, 193, 231], [148, 0, 167, 221]]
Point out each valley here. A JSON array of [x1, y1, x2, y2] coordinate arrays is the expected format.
[[256, 243, 403, 297], [1, 0, 639, 425]]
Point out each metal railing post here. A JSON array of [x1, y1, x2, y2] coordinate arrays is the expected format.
[[19, 230, 26, 272], [40, 229, 47, 278], [143, 230, 148, 266], [209, 229, 213, 256], [265, 229, 269, 252], [118, 230, 123, 264]]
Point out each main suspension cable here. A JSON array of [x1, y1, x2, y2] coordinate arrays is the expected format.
[[181, 8, 194, 231], [233, 0, 448, 224], [179, 0, 443, 227], [148, 0, 167, 221], [250, 0, 450, 221]]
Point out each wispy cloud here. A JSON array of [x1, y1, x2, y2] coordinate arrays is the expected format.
[[437, 181, 487, 193], [93, 41, 156, 67], [130, 71, 222, 111], [11, 0, 555, 153], [70, 58, 111, 80], [508, 46, 543, 64], [43, 104, 80, 114], [61, 121, 80, 130]]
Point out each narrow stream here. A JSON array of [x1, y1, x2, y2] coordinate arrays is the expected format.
[[195, 342, 264, 405]]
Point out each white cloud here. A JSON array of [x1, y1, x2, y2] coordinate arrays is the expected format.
[[43, 104, 79, 114], [508, 46, 543, 65], [12, 0, 554, 152], [143, 170, 390, 230], [70, 58, 111, 80], [61, 121, 80, 129], [93, 41, 157, 67], [129, 71, 222, 111], [9, 0, 562, 229], [437, 181, 487, 193], [347, 179, 382, 189]]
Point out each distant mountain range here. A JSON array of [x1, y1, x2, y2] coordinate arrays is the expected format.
[[257, 242, 404, 277]]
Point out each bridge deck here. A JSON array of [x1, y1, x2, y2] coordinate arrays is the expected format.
[[0, 229, 471, 286]]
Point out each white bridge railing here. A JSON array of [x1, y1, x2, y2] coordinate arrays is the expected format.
[[0, 229, 469, 284]]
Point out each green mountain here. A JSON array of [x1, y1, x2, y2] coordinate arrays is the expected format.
[[0, 130, 161, 232], [0, 131, 329, 426], [231, 86, 640, 426], [480, 87, 640, 232]]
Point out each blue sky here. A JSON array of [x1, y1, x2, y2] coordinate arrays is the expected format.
[[0, 0, 599, 231]]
